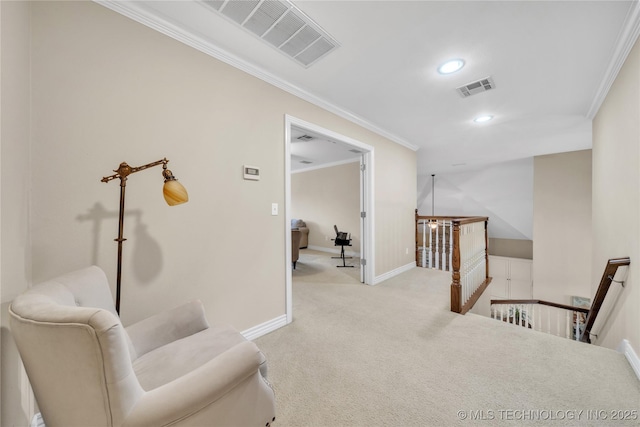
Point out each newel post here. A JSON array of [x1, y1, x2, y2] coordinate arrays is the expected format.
[[415, 209, 419, 265], [485, 219, 490, 281], [450, 220, 462, 313]]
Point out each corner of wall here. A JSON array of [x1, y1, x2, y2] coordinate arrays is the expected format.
[[617, 339, 640, 381]]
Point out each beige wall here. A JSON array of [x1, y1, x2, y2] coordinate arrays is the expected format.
[[488, 238, 533, 260], [532, 150, 592, 304], [1, 1, 33, 425], [592, 37, 640, 352], [292, 161, 361, 253], [1, 1, 417, 420], [26, 2, 416, 322]]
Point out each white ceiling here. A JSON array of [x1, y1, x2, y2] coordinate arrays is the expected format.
[[105, 0, 640, 175], [290, 126, 361, 172]]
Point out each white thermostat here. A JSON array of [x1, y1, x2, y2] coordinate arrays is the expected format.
[[243, 165, 260, 181]]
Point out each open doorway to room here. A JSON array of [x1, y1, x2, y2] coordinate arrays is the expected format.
[[284, 115, 374, 324]]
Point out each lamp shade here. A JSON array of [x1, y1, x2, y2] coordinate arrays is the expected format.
[[163, 179, 188, 206]]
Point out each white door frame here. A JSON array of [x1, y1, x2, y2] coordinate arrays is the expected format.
[[284, 115, 375, 324]]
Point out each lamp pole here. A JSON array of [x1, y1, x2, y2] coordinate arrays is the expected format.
[[101, 158, 187, 314]]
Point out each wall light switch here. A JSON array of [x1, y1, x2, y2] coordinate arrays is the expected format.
[[271, 203, 278, 216]]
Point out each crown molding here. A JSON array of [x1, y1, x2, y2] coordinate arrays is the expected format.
[[94, 1, 419, 152], [586, 0, 640, 119]]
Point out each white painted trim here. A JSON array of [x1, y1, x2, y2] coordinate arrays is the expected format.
[[285, 115, 375, 325], [586, 0, 640, 118], [30, 413, 45, 427], [241, 314, 288, 341], [285, 115, 375, 285], [291, 158, 359, 174], [307, 245, 360, 258], [617, 339, 640, 381], [93, 0, 418, 152], [374, 262, 416, 285], [285, 119, 293, 325]]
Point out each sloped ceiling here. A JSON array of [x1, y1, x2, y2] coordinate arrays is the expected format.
[[417, 159, 534, 240]]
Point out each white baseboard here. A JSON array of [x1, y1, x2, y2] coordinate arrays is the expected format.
[[617, 339, 640, 381], [242, 314, 288, 341], [374, 262, 416, 285], [31, 413, 45, 427], [307, 245, 360, 258]]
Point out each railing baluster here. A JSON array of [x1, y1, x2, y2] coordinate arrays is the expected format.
[[435, 222, 440, 270], [448, 220, 453, 272], [491, 300, 591, 342], [430, 223, 435, 269], [529, 304, 534, 329], [420, 221, 427, 267], [546, 307, 551, 334]]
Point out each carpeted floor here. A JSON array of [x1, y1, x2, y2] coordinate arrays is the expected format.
[[255, 250, 640, 426]]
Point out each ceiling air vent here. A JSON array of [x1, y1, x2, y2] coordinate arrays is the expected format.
[[300, 160, 313, 164], [348, 149, 363, 154], [202, 0, 339, 68], [456, 76, 496, 98], [296, 134, 314, 141]]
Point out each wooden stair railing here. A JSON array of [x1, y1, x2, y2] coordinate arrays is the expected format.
[[490, 299, 590, 339], [490, 257, 630, 343], [415, 210, 490, 314], [581, 257, 630, 343]]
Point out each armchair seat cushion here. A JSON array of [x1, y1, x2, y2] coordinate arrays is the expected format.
[[133, 324, 267, 391]]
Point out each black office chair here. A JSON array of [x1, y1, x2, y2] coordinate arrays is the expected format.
[[332, 225, 354, 268]]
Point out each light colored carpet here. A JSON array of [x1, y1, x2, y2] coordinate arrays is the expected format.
[[255, 250, 640, 426]]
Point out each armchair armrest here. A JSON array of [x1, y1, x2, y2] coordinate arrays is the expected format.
[[123, 341, 273, 427], [125, 300, 209, 358]]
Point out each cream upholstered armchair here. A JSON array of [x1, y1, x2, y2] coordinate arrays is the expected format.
[[9, 266, 276, 427]]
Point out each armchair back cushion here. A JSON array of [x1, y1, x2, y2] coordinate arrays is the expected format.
[[9, 266, 143, 426]]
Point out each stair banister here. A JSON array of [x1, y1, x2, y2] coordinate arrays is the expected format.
[[415, 210, 491, 314]]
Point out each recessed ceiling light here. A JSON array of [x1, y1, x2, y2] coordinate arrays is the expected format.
[[473, 115, 493, 123], [438, 59, 465, 74]]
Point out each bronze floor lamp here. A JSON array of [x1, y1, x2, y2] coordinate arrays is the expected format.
[[101, 158, 188, 314]]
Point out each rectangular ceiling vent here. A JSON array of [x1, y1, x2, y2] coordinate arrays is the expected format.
[[296, 134, 314, 141], [202, 0, 339, 68], [456, 76, 496, 98], [299, 160, 313, 164]]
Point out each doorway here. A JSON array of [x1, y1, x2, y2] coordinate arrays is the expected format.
[[284, 115, 374, 324]]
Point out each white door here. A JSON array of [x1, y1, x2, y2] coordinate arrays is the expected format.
[[360, 156, 370, 283], [509, 259, 533, 299], [488, 256, 509, 299]]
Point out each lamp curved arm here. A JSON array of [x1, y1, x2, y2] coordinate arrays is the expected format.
[[101, 158, 169, 183]]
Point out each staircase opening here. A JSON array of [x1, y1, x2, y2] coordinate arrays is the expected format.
[[489, 257, 630, 343]]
